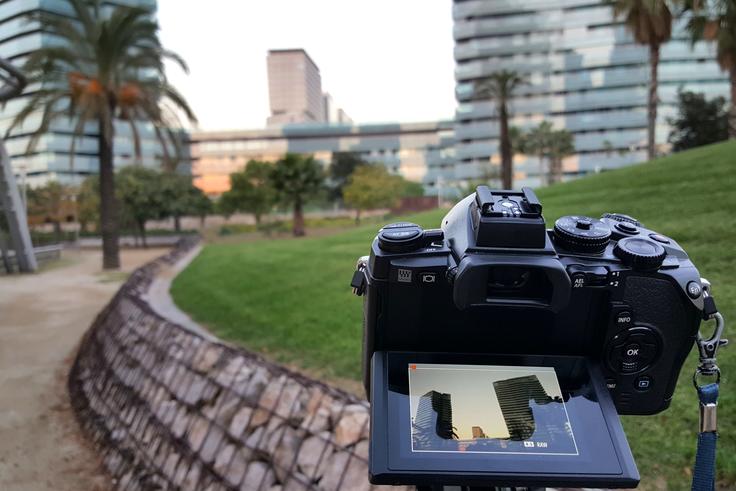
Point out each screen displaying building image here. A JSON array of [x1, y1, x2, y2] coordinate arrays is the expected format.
[[408, 364, 578, 455]]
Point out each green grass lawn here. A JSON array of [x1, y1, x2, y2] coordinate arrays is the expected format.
[[172, 140, 736, 489]]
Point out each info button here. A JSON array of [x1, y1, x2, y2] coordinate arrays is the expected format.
[[615, 310, 633, 327]]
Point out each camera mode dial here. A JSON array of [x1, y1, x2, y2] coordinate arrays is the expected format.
[[553, 216, 611, 253], [602, 213, 641, 227], [614, 237, 666, 270]]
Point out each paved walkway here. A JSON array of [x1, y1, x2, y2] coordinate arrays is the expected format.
[[0, 248, 166, 491]]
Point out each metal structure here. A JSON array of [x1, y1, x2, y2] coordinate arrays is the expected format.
[[0, 57, 36, 272]]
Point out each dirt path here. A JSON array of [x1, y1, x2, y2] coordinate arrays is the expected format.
[[0, 248, 166, 491]]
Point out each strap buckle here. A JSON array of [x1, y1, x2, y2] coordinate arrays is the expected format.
[[693, 279, 727, 386]]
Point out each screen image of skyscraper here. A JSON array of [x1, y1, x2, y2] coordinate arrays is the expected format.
[[0, 0, 175, 187], [452, 0, 730, 186], [493, 374, 575, 454], [412, 390, 458, 450]]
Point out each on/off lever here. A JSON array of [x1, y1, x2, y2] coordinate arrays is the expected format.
[[377, 223, 444, 253]]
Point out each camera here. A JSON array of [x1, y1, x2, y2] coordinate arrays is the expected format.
[[351, 187, 708, 488]]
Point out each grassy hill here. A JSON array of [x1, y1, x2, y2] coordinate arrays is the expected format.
[[172, 140, 736, 489]]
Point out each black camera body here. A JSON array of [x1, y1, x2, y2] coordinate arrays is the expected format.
[[355, 187, 706, 416]]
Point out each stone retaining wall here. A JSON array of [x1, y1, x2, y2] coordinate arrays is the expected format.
[[68, 238, 397, 491]]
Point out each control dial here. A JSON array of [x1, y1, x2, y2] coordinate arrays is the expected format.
[[614, 237, 666, 270], [553, 215, 612, 253]]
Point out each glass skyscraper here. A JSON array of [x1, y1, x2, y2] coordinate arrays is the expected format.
[[453, 0, 730, 186], [0, 0, 171, 187]]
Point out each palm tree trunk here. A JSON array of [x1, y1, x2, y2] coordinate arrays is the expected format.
[[138, 219, 147, 248], [174, 215, 181, 232], [647, 44, 660, 160], [730, 67, 736, 139], [538, 152, 546, 186], [293, 199, 305, 236], [98, 115, 120, 269], [355, 208, 361, 225], [498, 100, 513, 189]]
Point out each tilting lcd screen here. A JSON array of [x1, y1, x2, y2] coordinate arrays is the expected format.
[[408, 364, 578, 455]]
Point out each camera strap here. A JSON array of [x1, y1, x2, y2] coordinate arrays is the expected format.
[[691, 281, 727, 491]]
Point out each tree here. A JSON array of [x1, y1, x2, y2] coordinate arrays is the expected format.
[[474, 70, 526, 189], [343, 165, 403, 224], [328, 152, 366, 202], [268, 153, 324, 237], [161, 173, 212, 232], [117, 166, 167, 248], [521, 121, 555, 185], [667, 90, 729, 151], [685, 0, 736, 138], [26, 182, 72, 242], [220, 160, 276, 226], [77, 175, 100, 233], [602, 140, 615, 158], [610, 0, 673, 160], [547, 128, 575, 184], [6, 0, 196, 269]]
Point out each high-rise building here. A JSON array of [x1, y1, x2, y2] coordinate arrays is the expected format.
[[493, 375, 558, 441], [413, 390, 458, 449], [0, 0, 170, 187], [452, 0, 730, 186], [267, 49, 326, 127]]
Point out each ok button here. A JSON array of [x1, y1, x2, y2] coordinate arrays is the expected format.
[[623, 343, 641, 359]]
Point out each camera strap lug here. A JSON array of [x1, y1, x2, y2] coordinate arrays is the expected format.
[[691, 279, 727, 491]]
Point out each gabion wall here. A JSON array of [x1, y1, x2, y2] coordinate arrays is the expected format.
[[68, 238, 400, 491]]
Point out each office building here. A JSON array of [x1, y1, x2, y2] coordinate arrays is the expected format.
[[453, 0, 730, 186], [493, 375, 557, 441], [413, 390, 458, 449], [267, 49, 327, 126], [190, 121, 456, 197], [0, 0, 172, 187]]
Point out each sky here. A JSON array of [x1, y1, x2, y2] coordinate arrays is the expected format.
[[157, 0, 458, 131], [409, 364, 565, 441]]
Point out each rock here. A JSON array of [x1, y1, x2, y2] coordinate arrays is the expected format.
[[187, 416, 209, 451], [241, 461, 276, 490], [172, 407, 190, 438], [354, 440, 369, 461], [163, 452, 180, 477], [155, 398, 178, 424], [274, 380, 307, 422], [215, 356, 253, 390], [302, 389, 332, 433], [334, 405, 370, 447], [194, 344, 223, 373], [243, 367, 271, 404], [296, 433, 333, 480], [257, 376, 286, 412], [245, 426, 266, 457], [199, 424, 225, 463], [182, 376, 216, 405], [282, 474, 313, 491], [250, 407, 271, 428], [229, 406, 253, 439], [214, 444, 249, 487], [272, 427, 303, 481], [319, 451, 370, 491], [181, 461, 202, 491]]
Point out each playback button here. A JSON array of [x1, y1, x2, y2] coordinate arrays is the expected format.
[[634, 375, 652, 392]]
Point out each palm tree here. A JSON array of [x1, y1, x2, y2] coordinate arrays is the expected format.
[[474, 70, 526, 189], [521, 121, 555, 186], [609, 0, 673, 160], [6, 0, 195, 269], [548, 128, 575, 184], [685, 0, 736, 138], [269, 153, 324, 237]]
